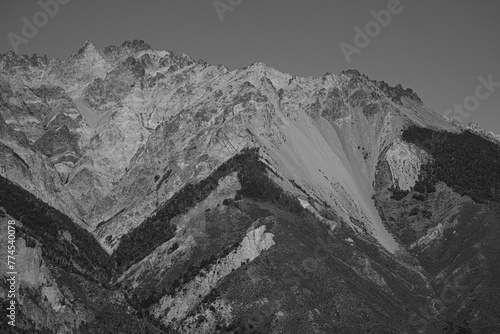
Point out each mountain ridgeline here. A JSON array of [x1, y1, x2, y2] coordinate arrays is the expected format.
[[0, 40, 499, 333], [113, 147, 303, 272]]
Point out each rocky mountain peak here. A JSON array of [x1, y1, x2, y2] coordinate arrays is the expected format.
[[340, 68, 363, 78], [70, 40, 99, 60], [0, 51, 49, 71], [119, 39, 152, 52], [100, 40, 152, 65], [339, 68, 422, 104]]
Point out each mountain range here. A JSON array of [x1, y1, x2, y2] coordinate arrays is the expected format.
[[0, 40, 499, 333]]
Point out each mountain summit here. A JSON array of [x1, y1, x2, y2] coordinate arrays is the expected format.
[[1, 41, 499, 333]]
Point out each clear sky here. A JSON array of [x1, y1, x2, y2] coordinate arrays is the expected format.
[[1, 0, 499, 134]]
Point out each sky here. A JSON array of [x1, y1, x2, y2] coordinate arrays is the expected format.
[[1, 0, 499, 133]]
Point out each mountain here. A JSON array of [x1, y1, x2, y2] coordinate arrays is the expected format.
[[0, 40, 499, 334]]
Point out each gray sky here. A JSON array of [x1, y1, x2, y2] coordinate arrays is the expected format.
[[1, 0, 499, 133]]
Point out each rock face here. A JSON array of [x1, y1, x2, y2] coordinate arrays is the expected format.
[[1, 41, 499, 333], [385, 137, 428, 191], [152, 224, 275, 325]]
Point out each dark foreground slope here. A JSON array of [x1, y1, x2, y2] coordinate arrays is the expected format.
[[375, 127, 500, 333], [101, 148, 437, 333], [0, 176, 164, 333]]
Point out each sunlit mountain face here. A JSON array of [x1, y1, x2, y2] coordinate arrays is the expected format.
[[0, 41, 499, 334]]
